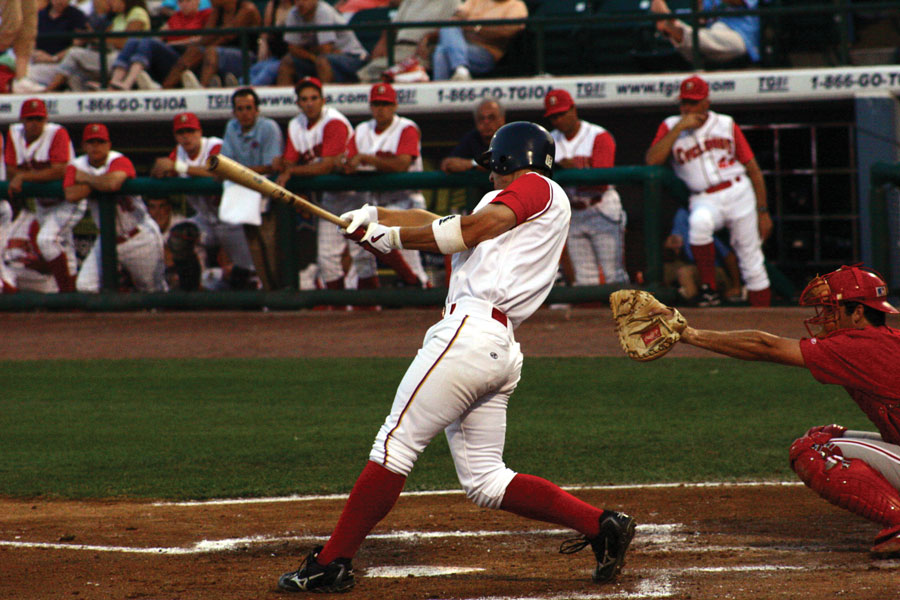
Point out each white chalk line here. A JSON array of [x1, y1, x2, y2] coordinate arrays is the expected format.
[[155, 480, 802, 507]]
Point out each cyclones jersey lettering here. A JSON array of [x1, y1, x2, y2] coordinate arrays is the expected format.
[[348, 115, 423, 206], [653, 110, 754, 194], [800, 326, 900, 444], [66, 151, 148, 237], [171, 136, 223, 221], [551, 120, 615, 201], [284, 106, 351, 165], [6, 123, 75, 205], [447, 173, 571, 329]]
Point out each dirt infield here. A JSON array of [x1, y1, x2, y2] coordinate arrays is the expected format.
[[2, 308, 898, 599]]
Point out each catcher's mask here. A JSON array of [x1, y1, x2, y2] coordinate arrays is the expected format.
[[799, 264, 898, 337], [477, 121, 555, 175]]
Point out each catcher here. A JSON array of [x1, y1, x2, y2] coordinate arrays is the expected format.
[[615, 265, 900, 555]]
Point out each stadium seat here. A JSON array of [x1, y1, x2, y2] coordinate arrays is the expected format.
[[348, 7, 393, 55]]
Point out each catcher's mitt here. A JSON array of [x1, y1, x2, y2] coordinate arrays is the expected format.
[[610, 290, 687, 362]]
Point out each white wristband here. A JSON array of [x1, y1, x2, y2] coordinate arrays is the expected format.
[[431, 214, 467, 255], [387, 226, 403, 249], [174, 159, 189, 175]]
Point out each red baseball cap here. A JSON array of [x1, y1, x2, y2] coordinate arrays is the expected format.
[[172, 112, 201, 133], [679, 75, 709, 101], [823, 265, 899, 313], [295, 76, 323, 94], [83, 123, 110, 143], [20, 98, 47, 119], [370, 82, 397, 104], [543, 89, 574, 118]]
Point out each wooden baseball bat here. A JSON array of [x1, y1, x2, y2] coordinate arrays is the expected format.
[[206, 154, 349, 228]]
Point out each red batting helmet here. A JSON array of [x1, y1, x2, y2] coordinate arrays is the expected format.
[[799, 264, 898, 336]]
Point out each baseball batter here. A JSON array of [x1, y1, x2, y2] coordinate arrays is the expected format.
[[151, 112, 257, 290], [646, 74, 772, 306], [65, 123, 167, 293], [680, 264, 900, 555], [278, 77, 378, 291], [277, 122, 636, 594], [4, 98, 82, 292], [342, 82, 429, 287], [544, 88, 629, 286]]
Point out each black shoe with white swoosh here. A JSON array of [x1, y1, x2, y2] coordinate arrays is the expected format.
[[278, 546, 355, 593]]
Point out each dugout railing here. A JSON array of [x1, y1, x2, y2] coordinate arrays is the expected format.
[[30, 1, 896, 87], [0, 167, 685, 311]]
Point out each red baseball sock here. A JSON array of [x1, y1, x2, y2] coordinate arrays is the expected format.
[[317, 461, 406, 565], [748, 288, 771, 306], [690, 243, 717, 289], [500, 474, 602, 538], [47, 254, 75, 292], [357, 275, 380, 289]]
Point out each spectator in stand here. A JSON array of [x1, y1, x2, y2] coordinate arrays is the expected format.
[[106, 0, 210, 90], [276, 0, 368, 85], [65, 123, 167, 293], [29, 0, 90, 88], [544, 89, 629, 287], [440, 97, 504, 174], [357, 0, 459, 84], [3, 98, 82, 293], [156, 0, 211, 19], [162, 0, 260, 89], [0, 0, 44, 93], [279, 77, 380, 292], [333, 0, 391, 15], [245, 0, 293, 86], [650, 0, 760, 65], [428, 0, 526, 81], [151, 112, 258, 290], [342, 82, 430, 287], [220, 87, 284, 289], [45, 0, 151, 91]]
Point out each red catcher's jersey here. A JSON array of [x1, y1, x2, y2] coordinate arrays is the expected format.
[[800, 326, 900, 444]]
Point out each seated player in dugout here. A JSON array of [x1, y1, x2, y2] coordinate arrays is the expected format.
[[679, 264, 900, 556]]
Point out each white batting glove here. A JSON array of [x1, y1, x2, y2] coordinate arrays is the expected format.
[[340, 203, 379, 235], [360, 222, 402, 253]]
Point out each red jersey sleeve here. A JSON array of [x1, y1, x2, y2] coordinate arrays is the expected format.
[[109, 155, 136, 178], [168, 148, 177, 160], [4, 133, 15, 168], [49, 128, 73, 163], [209, 141, 221, 156], [321, 120, 350, 157], [591, 131, 615, 169], [733, 123, 754, 164], [63, 164, 78, 187], [395, 125, 420, 157], [283, 136, 300, 163], [491, 172, 552, 225], [800, 328, 900, 398], [650, 121, 670, 147], [345, 134, 359, 159]]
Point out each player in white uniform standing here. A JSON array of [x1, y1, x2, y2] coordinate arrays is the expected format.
[[278, 77, 379, 291], [151, 112, 257, 290], [647, 75, 772, 306], [0, 133, 15, 293], [277, 122, 636, 594], [342, 82, 429, 287], [65, 123, 167, 293], [544, 89, 629, 286], [4, 98, 82, 292]]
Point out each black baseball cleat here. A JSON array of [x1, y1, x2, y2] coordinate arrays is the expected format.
[[697, 284, 722, 307], [560, 510, 637, 583], [278, 546, 355, 593]]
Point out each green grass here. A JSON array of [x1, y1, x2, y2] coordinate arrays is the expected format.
[[0, 358, 870, 500]]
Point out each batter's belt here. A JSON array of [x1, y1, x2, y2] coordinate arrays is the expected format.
[[443, 297, 509, 328]]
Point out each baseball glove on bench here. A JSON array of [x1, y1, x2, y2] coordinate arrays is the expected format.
[[610, 290, 687, 362]]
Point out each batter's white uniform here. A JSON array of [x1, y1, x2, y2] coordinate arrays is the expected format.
[[65, 152, 167, 293], [285, 106, 377, 285], [551, 120, 628, 285], [5, 122, 84, 291], [170, 137, 256, 274], [347, 115, 429, 286], [368, 172, 571, 508], [652, 110, 769, 292]]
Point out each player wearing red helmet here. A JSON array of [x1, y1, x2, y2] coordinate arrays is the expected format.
[[679, 264, 900, 555]]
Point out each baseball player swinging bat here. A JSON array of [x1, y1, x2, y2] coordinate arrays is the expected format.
[[206, 154, 423, 286], [206, 154, 349, 228]]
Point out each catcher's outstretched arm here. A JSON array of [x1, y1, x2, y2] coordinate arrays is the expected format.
[[680, 327, 805, 367]]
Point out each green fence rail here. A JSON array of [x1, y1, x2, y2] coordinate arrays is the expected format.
[[0, 166, 684, 310]]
